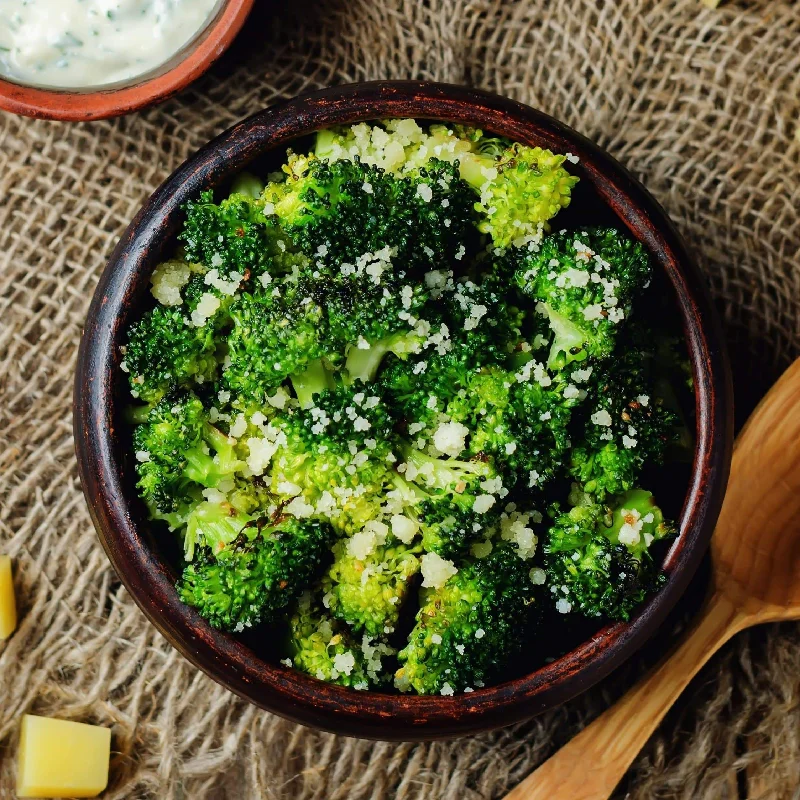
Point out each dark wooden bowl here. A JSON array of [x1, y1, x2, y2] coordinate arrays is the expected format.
[[74, 81, 733, 740], [0, 0, 254, 121]]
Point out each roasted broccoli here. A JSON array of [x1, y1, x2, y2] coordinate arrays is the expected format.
[[178, 516, 335, 631], [460, 142, 579, 249], [544, 489, 671, 620], [264, 155, 477, 270], [322, 531, 422, 638], [267, 383, 399, 533], [287, 592, 394, 689], [122, 305, 220, 403], [122, 119, 685, 694], [312, 119, 578, 249], [395, 543, 538, 694], [512, 227, 651, 369], [132, 391, 243, 514], [180, 189, 301, 281], [567, 328, 680, 500], [223, 284, 329, 405]]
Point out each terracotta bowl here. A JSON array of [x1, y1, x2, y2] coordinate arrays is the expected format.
[[74, 81, 733, 740], [0, 0, 254, 121]]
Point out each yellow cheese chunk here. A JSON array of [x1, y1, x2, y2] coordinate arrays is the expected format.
[[0, 554, 16, 639], [17, 715, 111, 798]]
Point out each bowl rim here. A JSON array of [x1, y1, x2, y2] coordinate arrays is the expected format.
[[0, 0, 254, 121], [74, 80, 733, 740]]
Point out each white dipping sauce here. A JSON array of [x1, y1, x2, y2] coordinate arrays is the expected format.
[[0, 0, 222, 89]]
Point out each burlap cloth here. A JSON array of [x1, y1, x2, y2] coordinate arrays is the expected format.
[[1, 0, 799, 797]]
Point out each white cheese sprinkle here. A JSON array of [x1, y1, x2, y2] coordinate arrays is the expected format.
[[432, 421, 469, 458], [529, 567, 547, 585], [591, 409, 613, 427], [416, 183, 433, 202], [472, 494, 496, 514], [556, 598, 572, 614], [420, 552, 458, 589]]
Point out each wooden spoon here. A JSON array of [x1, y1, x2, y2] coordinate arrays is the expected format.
[[505, 358, 800, 800]]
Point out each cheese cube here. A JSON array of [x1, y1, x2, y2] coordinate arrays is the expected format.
[[0, 554, 16, 639], [17, 715, 111, 798]]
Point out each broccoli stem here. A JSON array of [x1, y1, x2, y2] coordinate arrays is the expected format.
[[290, 358, 335, 408], [126, 404, 152, 425], [457, 152, 494, 189], [183, 424, 243, 487], [345, 342, 393, 383], [404, 449, 490, 492], [314, 129, 339, 160], [229, 172, 265, 200], [344, 331, 422, 383], [184, 501, 254, 561], [543, 304, 589, 370]]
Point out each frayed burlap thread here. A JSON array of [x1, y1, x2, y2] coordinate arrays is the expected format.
[[1, 1, 799, 797]]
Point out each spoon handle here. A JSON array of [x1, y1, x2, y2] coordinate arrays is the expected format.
[[503, 592, 748, 800]]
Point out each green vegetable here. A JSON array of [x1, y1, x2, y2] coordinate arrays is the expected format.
[[567, 325, 681, 500], [396, 543, 537, 694], [123, 305, 219, 404], [178, 516, 335, 631], [264, 155, 478, 271], [323, 535, 422, 638], [121, 119, 684, 694], [544, 489, 671, 621], [287, 592, 393, 688], [132, 391, 242, 515], [461, 142, 579, 248], [512, 227, 651, 369], [180, 190, 300, 281], [223, 284, 329, 405]]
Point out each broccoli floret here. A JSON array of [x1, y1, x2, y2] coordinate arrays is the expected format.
[[132, 392, 243, 514], [459, 142, 578, 249], [122, 304, 220, 403], [287, 592, 393, 688], [568, 337, 679, 500], [180, 190, 300, 280], [398, 448, 504, 556], [223, 284, 329, 405], [447, 278, 528, 365], [544, 489, 672, 621], [512, 228, 651, 369], [418, 494, 492, 558], [322, 531, 421, 638], [376, 277, 535, 422], [323, 262, 429, 367], [312, 122, 578, 250], [380, 346, 480, 430], [395, 543, 537, 694], [289, 358, 336, 409], [269, 384, 399, 533], [264, 156, 477, 270], [178, 516, 335, 631], [442, 366, 581, 490]]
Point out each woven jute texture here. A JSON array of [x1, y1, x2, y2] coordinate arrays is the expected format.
[[1, 1, 799, 797]]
